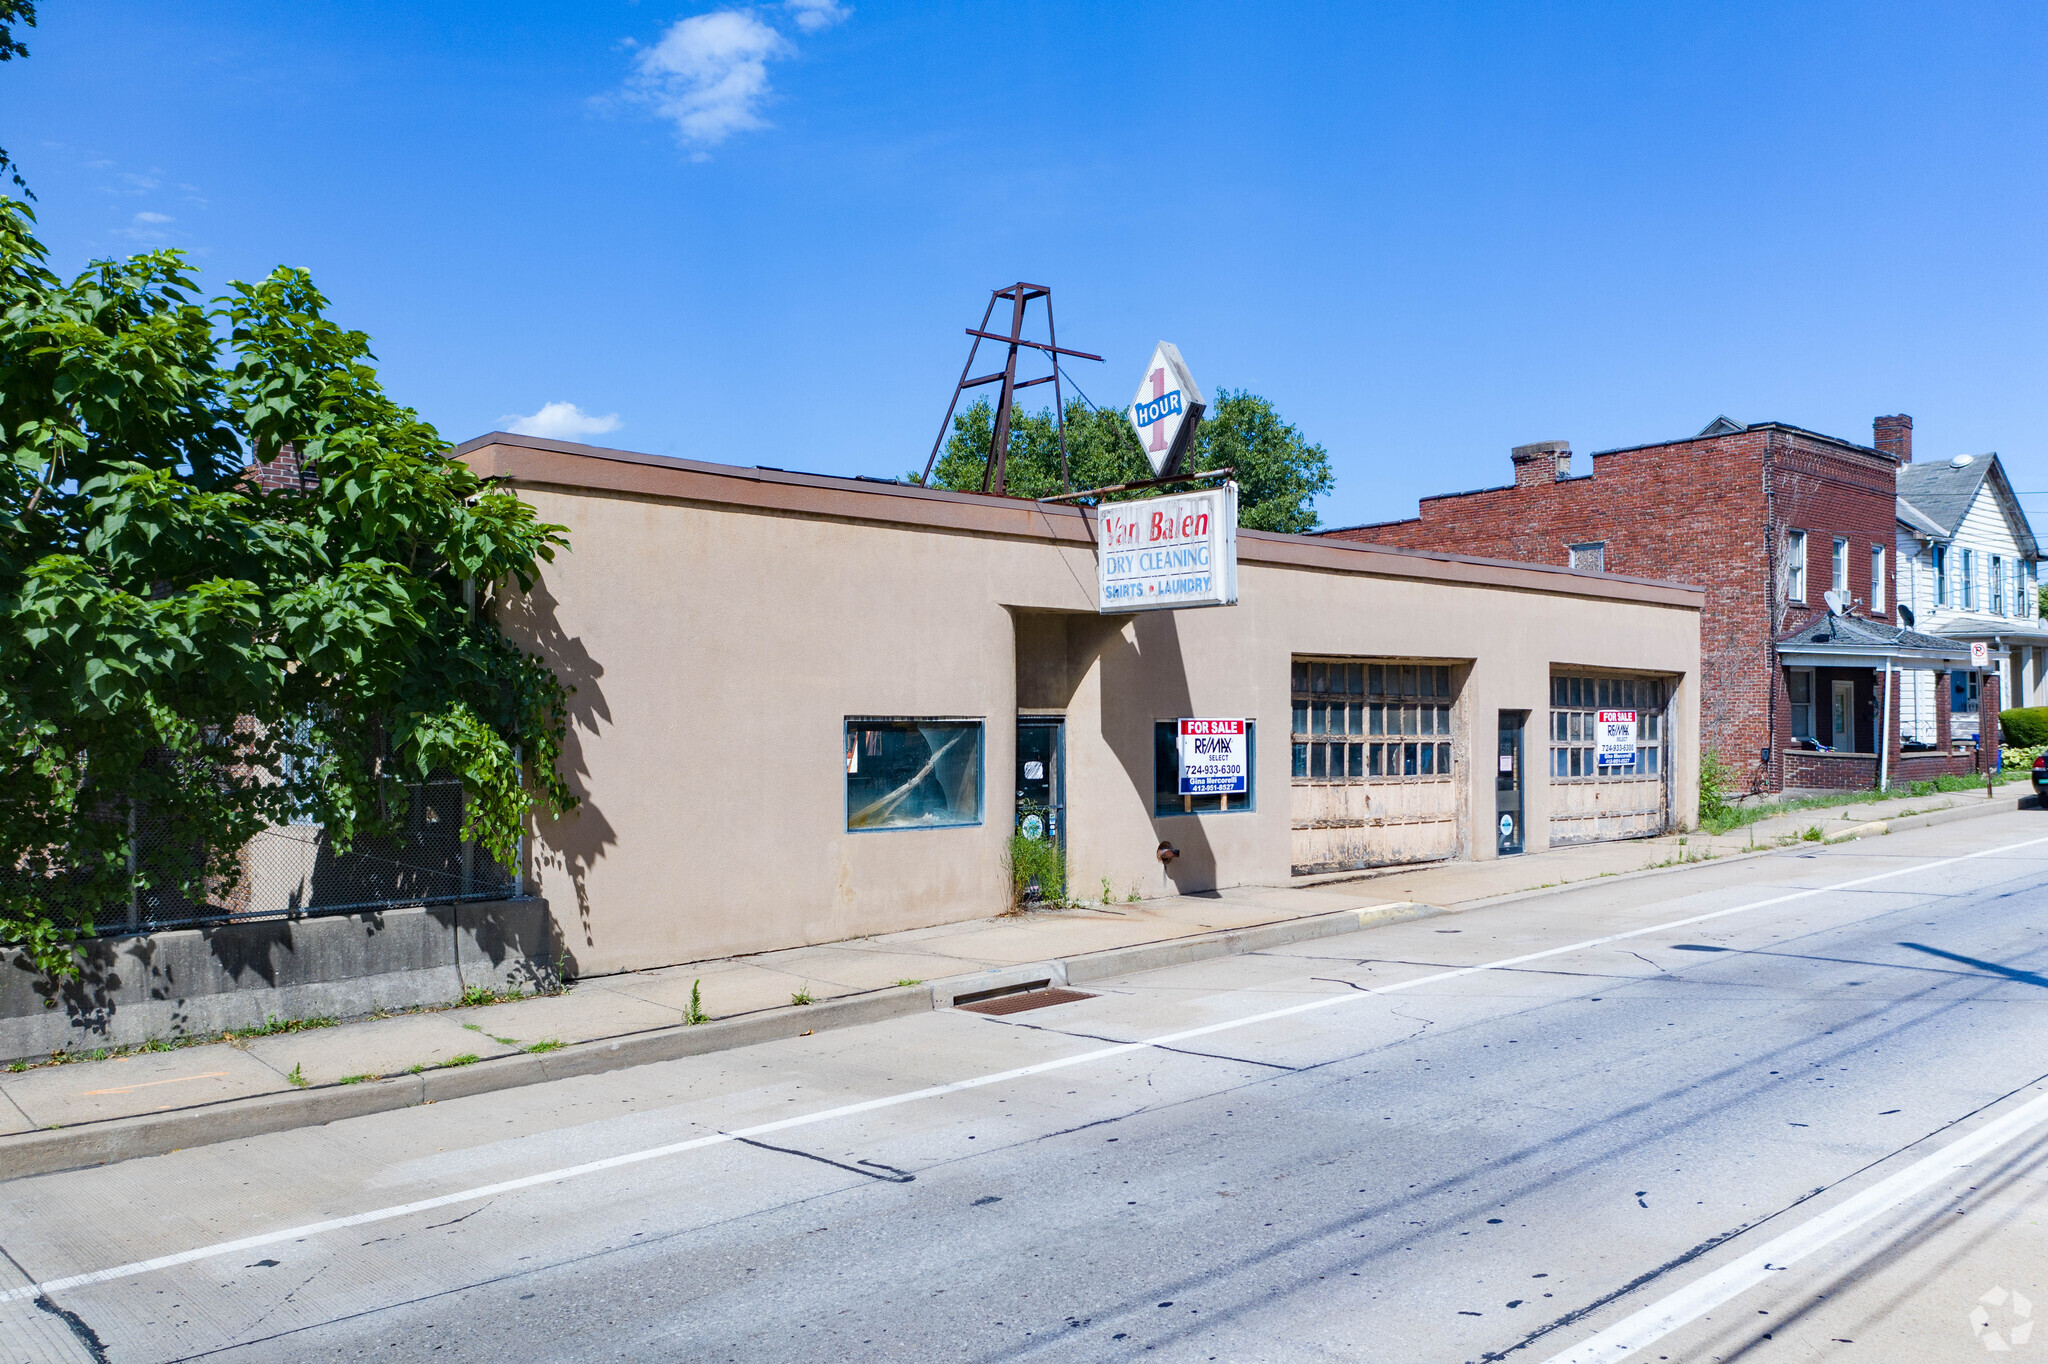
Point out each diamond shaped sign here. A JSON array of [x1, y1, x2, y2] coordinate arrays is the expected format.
[[1128, 342, 1206, 477]]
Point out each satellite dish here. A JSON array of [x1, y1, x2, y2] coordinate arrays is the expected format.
[[1823, 589, 1848, 616]]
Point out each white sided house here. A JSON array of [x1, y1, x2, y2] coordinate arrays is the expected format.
[[1895, 450, 2046, 741]]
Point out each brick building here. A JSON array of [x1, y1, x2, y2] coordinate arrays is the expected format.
[[1324, 415, 1989, 794]]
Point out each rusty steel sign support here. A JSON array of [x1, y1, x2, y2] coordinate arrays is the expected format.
[[921, 283, 1102, 497]]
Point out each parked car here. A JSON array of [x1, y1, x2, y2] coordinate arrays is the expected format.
[[2034, 752, 2047, 804]]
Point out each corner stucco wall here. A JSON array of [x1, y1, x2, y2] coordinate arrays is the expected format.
[[492, 474, 1701, 978]]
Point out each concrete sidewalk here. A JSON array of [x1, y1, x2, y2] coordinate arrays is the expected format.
[[0, 783, 2030, 1176]]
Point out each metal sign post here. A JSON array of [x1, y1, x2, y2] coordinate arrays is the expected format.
[[920, 284, 1102, 497]]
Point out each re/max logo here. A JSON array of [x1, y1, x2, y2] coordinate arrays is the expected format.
[[1134, 389, 1183, 428]]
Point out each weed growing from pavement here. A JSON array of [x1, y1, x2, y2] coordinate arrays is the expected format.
[[524, 1039, 564, 1053], [685, 979, 709, 1025], [286, 1063, 308, 1088], [894, 978, 923, 988], [1802, 825, 1825, 841], [791, 984, 815, 1006], [446, 1053, 481, 1067], [338, 1074, 376, 1085]]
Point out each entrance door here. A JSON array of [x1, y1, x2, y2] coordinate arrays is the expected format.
[[1496, 711, 1525, 856], [1830, 680, 1855, 751], [1016, 717, 1064, 848]]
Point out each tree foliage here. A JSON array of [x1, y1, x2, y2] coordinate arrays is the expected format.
[[0, 199, 573, 974], [0, 2, 33, 197], [915, 389, 1334, 534]]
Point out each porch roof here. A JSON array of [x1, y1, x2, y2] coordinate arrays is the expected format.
[[1775, 613, 1975, 670]]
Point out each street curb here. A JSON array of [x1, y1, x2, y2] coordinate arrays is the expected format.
[[7, 795, 2029, 1182], [0, 907, 1433, 1181]]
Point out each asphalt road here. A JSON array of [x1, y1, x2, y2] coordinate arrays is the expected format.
[[6, 813, 2048, 1363]]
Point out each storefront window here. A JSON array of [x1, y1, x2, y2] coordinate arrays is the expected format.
[[1549, 674, 1665, 779], [1291, 658, 1455, 784], [1154, 722, 1256, 815], [845, 719, 983, 831]]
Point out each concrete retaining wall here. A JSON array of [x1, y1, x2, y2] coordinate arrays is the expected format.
[[0, 899, 552, 1062]]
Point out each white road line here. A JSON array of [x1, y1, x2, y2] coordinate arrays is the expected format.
[[4, 834, 2045, 1306], [1540, 1085, 2048, 1363]]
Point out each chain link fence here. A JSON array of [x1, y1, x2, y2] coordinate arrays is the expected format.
[[48, 778, 521, 939]]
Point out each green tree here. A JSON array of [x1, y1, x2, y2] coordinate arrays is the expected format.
[[0, 3, 33, 196], [916, 388, 1334, 534], [0, 199, 574, 974]]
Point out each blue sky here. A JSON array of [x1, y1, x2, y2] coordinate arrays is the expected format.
[[8, 1, 2048, 528]]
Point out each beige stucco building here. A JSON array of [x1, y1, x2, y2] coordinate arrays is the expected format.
[[458, 433, 1705, 979]]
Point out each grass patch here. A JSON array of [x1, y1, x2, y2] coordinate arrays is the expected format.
[[1698, 778, 2013, 837], [524, 1039, 565, 1054], [893, 978, 923, 988], [445, 1053, 481, 1067], [1005, 830, 1069, 910]]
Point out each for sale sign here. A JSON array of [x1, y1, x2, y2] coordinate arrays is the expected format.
[[1177, 718, 1248, 796], [1595, 710, 1638, 767]]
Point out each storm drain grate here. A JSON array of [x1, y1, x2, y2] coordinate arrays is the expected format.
[[956, 987, 1095, 1016]]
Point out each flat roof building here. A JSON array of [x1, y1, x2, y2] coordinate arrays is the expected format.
[[459, 433, 1704, 977]]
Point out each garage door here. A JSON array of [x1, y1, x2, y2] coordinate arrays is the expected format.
[[1290, 657, 1463, 875], [1546, 672, 1669, 845]]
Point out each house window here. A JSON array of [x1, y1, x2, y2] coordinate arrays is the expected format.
[[1550, 674, 1665, 778], [1831, 538, 1849, 595], [1788, 669, 1815, 740], [1932, 544, 1948, 606], [1787, 530, 1808, 602], [1961, 549, 1976, 611], [1993, 555, 2007, 616], [1154, 721, 1256, 815], [1291, 658, 1454, 786], [1871, 545, 1886, 613], [844, 719, 984, 831], [1568, 542, 1606, 572]]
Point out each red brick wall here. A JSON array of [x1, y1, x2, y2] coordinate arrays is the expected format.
[[1782, 751, 1880, 789], [242, 442, 316, 494], [1328, 426, 1898, 795]]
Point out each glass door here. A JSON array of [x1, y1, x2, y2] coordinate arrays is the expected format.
[[1016, 717, 1065, 849], [1496, 711, 1526, 856]]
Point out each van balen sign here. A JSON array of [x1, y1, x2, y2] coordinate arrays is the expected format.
[[1096, 483, 1239, 613]]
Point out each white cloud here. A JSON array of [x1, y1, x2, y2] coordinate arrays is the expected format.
[[626, 10, 790, 147], [115, 210, 173, 242], [785, 0, 849, 32], [501, 402, 623, 440]]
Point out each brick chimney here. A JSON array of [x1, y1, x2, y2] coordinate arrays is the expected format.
[[1511, 440, 1572, 487], [1873, 414, 1912, 464]]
